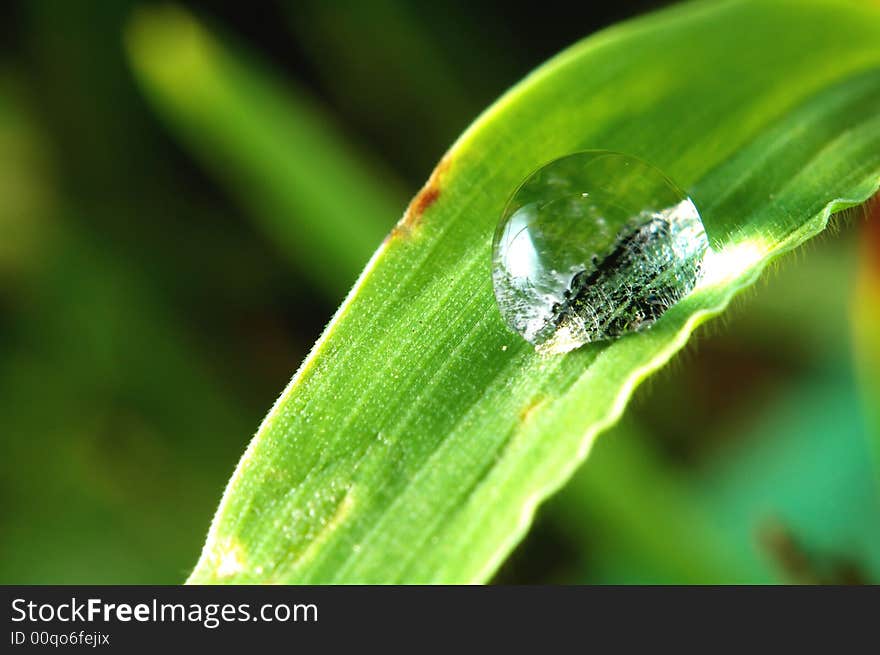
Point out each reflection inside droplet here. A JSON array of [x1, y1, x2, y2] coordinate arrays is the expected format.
[[492, 151, 709, 354]]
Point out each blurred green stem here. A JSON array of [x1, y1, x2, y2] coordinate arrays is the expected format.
[[126, 6, 408, 300], [551, 420, 762, 583]]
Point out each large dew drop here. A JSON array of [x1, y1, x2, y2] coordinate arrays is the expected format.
[[492, 151, 709, 354]]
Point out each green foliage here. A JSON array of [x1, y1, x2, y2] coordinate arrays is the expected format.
[[154, 0, 880, 583], [2, 0, 878, 586]]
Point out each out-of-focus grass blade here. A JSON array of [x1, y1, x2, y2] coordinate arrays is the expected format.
[[0, 224, 256, 582], [571, 374, 880, 583], [125, 6, 407, 299], [699, 372, 880, 582], [187, 0, 880, 583], [0, 74, 53, 282], [0, 73, 257, 582], [547, 420, 762, 583], [284, 0, 476, 172]]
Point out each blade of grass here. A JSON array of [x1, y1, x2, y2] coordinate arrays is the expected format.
[[0, 73, 53, 282], [125, 6, 408, 299], [187, 0, 880, 583]]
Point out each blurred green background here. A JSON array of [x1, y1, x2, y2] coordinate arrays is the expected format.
[[1, 0, 877, 584]]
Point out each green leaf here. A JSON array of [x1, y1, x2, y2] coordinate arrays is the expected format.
[[187, 0, 880, 583], [125, 6, 407, 299]]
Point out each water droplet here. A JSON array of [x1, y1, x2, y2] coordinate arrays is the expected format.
[[492, 151, 708, 354]]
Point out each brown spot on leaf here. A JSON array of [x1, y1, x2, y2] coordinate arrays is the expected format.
[[519, 396, 546, 425], [388, 155, 452, 241], [412, 186, 441, 218]]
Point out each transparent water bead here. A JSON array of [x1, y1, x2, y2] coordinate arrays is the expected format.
[[492, 151, 709, 354]]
